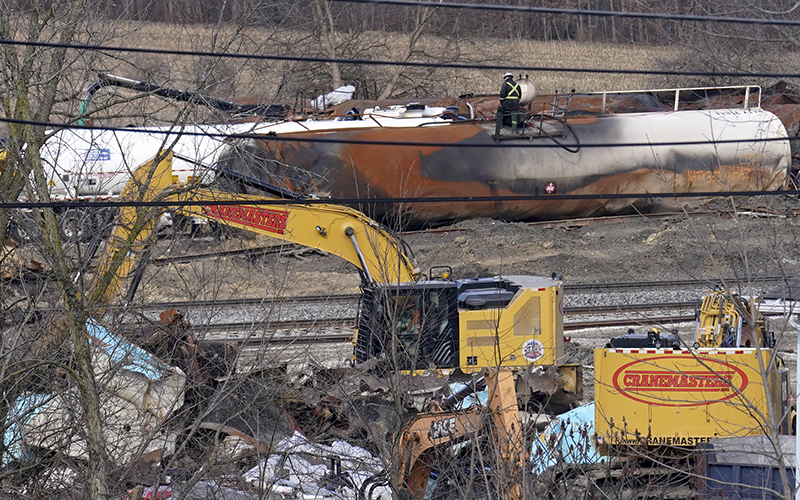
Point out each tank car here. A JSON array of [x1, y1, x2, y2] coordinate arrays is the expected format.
[[214, 104, 790, 227]]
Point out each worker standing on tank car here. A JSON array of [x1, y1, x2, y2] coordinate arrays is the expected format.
[[498, 72, 522, 135]]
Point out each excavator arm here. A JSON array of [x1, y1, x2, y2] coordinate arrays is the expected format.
[[395, 369, 525, 500], [92, 152, 420, 310]]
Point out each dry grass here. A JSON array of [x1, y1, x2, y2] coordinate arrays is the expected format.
[[87, 21, 688, 101], [445, 40, 687, 94], [7, 13, 800, 129], [32, 18, 796, 128]]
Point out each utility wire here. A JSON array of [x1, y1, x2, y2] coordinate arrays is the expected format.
[[0, 7, 796, 207], [334, 0, 800, 27], [0, 115, 796, 149], [7, 190, 800, 210], [2, 39, 800, 80]]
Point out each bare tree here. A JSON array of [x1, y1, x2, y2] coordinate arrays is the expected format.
[[0, 4, 304, 499], [0, 2, 120, 498]]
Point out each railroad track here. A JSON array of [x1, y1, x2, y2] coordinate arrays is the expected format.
[[193, 317, 699, 345], [183, 301, 703, 345], [126, 276, 790, 314], [562, 276, 789, 293], [196, 304, 798, 345], [120, 274, 798, 345], [112, 267, 798, 346], [136, 293, 360, 312], [150, 243, 324, 265], [196, 322, 353, 344]]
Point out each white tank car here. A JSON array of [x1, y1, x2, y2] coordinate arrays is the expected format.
[[33, 123, 259, 202], [28, 101, 793, 231], [32, 105, 466, 203]]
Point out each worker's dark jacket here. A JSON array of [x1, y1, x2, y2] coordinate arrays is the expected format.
[[500, 78, 521, 112]]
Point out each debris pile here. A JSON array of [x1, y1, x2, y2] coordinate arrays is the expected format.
[[242, 431, 391, 500]]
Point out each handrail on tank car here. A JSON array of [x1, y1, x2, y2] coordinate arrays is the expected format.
[[576, 85, 762, 114]]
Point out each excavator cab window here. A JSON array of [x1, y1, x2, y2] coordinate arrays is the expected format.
[[394, 293, 423, 337], [355, 282, 459, 371]]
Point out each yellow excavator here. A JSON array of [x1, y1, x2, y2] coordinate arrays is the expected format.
[[594, 289, 791, 451], [14, 150, 576, 468], [693, 289, 774, 349], [93, 151, 579, 392]]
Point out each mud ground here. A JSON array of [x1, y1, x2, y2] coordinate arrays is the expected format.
[[141, 195, 800, 299]]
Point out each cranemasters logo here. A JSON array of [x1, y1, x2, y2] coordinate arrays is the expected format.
[[612, 356, 748, 407], [521, 339, 544, 362], [203, 205, 288, 235]]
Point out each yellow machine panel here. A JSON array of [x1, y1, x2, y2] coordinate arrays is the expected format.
[[458, 277, 564, 373], [694, 290, 770, 349], [594, 348, 788, 448]]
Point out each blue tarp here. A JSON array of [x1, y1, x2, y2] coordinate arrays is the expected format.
[[531, 402, 606, 475], [4, 392, 52, 464], [87, 320, 169, 380], [448, 381, 489, 410], [4, 321, 174, 464]]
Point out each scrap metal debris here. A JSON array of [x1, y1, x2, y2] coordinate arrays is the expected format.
[[243, 431, 390, 500]]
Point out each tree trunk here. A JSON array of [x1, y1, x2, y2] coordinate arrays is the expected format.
[[314, 0, 342, 89]]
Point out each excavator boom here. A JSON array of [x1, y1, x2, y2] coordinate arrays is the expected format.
[[92, 152, 420, 309], [92, 152, 575, 398], [694, 290, 771, 348]]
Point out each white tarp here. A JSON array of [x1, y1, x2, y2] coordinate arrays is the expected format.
[[311, 85, 356, 110]]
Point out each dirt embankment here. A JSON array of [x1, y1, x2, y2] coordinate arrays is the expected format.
[[139, 196, 800, 303]]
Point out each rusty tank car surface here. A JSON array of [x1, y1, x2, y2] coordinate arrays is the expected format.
[[214, 84, 792, 228]]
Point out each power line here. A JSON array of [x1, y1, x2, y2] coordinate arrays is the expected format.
[[7, 190, 799, 210], [2, 38, 800, 80], [0, 115, 796, 150], [335, 0, 800, 27]]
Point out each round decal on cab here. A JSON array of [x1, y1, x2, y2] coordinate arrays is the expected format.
[[522, 339, 544, 362]]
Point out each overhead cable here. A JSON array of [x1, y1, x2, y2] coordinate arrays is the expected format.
[[0, 115, 795, 150], [5, 190, 800, 210], [2, 39, 800, 79]]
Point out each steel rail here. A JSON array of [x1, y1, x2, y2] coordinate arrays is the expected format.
[[136, 293, 360, 311], [183, 301, 793, 345], [193, 315, 693, 345], [123, 276, 791, 315], [150, 244, 296, 265], [186, 308, 696, 345], [563, 276, 789, 292]]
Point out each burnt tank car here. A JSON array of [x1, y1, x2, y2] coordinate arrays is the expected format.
[[214, 86, 791, 227]]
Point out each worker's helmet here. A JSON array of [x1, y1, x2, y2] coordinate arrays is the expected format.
[[504, 72, 513, 78]]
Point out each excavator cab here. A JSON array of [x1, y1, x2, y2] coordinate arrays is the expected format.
[[354, 275, 565, 375], [355, 281, 460, 372]]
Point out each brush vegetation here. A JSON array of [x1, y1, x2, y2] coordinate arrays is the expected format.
[[55, 19, 800, 126]]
